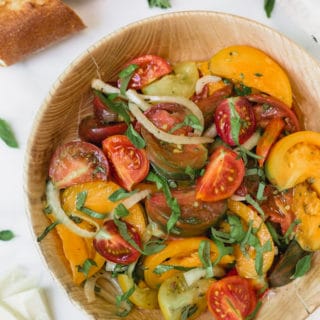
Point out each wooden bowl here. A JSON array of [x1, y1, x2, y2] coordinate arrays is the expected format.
[[24, 11, 320, 320]]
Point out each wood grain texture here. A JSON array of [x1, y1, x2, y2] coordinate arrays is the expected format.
[[24, 11, 320, 320]]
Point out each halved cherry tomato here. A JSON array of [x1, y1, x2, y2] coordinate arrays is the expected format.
[[49, 140, 109, 189], [93, 219, 141, 264], [214, 96, 256, 146], [79, 116, 128, 145], [196, 146, 245, 202], [207, 275, 258, 320], [102, 135, 149, 191], [121, 54, 172, 90], [256, 117, 285, 167], [247, 93, 300, 132], [93, 95, 119, 123]]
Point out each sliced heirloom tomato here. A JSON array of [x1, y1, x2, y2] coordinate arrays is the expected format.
[[207, 275, 258, 320], [93, 95, 119, 123], [214, 96, 256, 146], [93, 219, 141, 264], [145, 186, 227, 237], [79, 116, 128, 145], [102, 135, 149, 191], [196, 146, 245, 202], [247, 93, 300, 132], [121, 54, 172, 90], [49, 140, 109, 189]]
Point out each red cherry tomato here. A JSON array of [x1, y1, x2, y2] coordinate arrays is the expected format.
[[79, 116, 128, 145], [207, 275, 258, 320], [49, 141, 109, 189], [247, 93, 300, 132], [214, 96, 256, 146], [102, 135, 149, 191], [93, 220, 141, 264], [93, 95, 118, 123], [196, 146, 245, 202], [121, 54, 172, 90]]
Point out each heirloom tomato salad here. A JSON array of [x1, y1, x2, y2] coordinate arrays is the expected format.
[[40, 45, 320, 320]]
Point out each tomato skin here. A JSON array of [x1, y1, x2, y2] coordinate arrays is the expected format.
[[196, 146, 245, 202], [214, 96, 256, 146], [121, 54, 172, 90], [207, 276, 258, 320], [93, 95, 119, 123], [93, 220, 141, 264], [79, 116, 128, 145], [102, 135, 149, 191], [49, 141, 109, 189], [247, 93, 300, 132]]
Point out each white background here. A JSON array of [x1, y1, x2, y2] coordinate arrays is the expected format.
[[0, 1, 319, 319]]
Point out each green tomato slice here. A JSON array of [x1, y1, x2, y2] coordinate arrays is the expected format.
[[142, 61, 199, 98]]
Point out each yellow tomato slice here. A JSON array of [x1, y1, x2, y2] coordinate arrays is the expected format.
[[265, 131, 320, 193], [209, 45, 292, 107], [143, 237, 234, 289], [227, 199, 275, 284]]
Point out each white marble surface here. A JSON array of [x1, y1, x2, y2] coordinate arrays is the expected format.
[[0, 1, 319, 319]]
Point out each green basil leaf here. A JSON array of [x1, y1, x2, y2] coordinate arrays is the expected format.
[[229, 98, 241, 145], [77, 258, 97, 277], [291, 254, 312, 279], [0, 230, 14, 241], [198, 240, 213, 278], [37, 221, 60, 242], [245, 301, 263, 320], [125, 124, 146, 149], [76, 191, 87, 210], [143, 239, 166, 255], [0, 118, 18, 148], [116, 286, 134, 317], [170, 114, 203, 134], [153, 264, 192, 275], [283, 219, 301, 244], [108, 188, 138, 202], [264, 0, 275, 18], [245, 194, 265, 220], [212, 238, 234, 267], [147, 0, 171, 9], [119, 64, 138, 95], [114, 203, 130, 218]]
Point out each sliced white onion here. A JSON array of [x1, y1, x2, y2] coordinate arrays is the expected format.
[[230, 194, 247, 202], [139, 93, 205, 133], [46, 181, 99, 238], [125, 89, 152, 112], [91, 78, 120, 95], [128, 102, 213, 145], [183, 268, 206, 287], [236, 130, 261, 152], [203, 123, 217, 138], [195, 75, 222, 95]]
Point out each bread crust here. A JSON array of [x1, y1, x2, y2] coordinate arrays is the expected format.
[[0, 0, 85, 66]]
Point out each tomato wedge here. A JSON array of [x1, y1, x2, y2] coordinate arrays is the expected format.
[[102, 135, 149, 191], [79, 116, 128, 145], [196, 146, 245, 202], [214, 96, 256, 146], [121, 54, 172, 90], [49, 140, 109, 189], [93, 220, 141, 264], [207, 275, 258, 320]]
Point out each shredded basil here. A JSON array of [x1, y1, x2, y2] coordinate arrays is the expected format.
[[153, 264, 192, 275], [0, 230, 14, 241], [116, 286, 135, 317], [125, 124, 146, 149], [283, 219, 301, 244], [77, 259, 97, 277], [118, 64, 138, 95], [108, 188, 138, 202], [37, 221, 60, 242], [245, 194, 265, 220], [291, 254, 312, 279], [234, 83, 252, 96], [181, 304, 198, 320], [169, 114, 203, 134], [245, 301, 263, 320], [76, 191, 106, 219], [198, 240, 214, 278], [0, 118, 18, 148], [114, 203, 130, 218]]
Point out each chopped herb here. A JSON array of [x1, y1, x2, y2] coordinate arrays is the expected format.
[[184, 166, 203, 181], [69, 215, 83, 224], [254, 73, 263, 77], [234, 83, 252, 96], [43, 205, 52, 214], [77, 259, 97, 277], [245, 194, 265, 220], [181, 304, 198, 320], [283, 219, 301, 244], [229, 98, 241, 145], [255, 240, 272, 276], [0, 118, 18, 148], [266, 221, 281, 246], [0, 229, 14, 241], [114, 203, 130, 218], [198, 240, 214, 278], [170, 114, 203, 134], [147, 0, 171, 9], [256, 182, 266, 201], [37, 221, 60, 242], [94, 91, 131, 125], [76, 191, 106, 219], [211, 238, 234, 266], [116, 286, 134, 317], [143, 238, 166, 255], [264, 0, 275, 18], [125, 124, 146, 149], [291, 254, 312, 279], [245, 300, 263, 320], [108, 188, 138, 202], [112, 264, 129, 278], [210, 227, 235, 244], [153, 264, 192, 275], [118, 64, 138, 95]]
